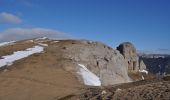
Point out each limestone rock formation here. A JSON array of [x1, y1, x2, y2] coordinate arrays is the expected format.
[[139, 60, 146, 70], [117, 42, 146, 73], [60, 40, 131, 86]]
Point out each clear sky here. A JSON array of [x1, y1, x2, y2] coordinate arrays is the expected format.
[[0, 0, 170, 53]]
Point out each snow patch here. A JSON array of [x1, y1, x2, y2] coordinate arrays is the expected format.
[[78, 64, 101, 86], [116, 88, 122, 91], [139, 69, 148, 75], [25, 40, 34, 43], [38, 43, 48, 47], [0, 41, 15, 47], [142, 75, 145, 80], [101, 90, 107, 95], [0, 46, 44, 68], [35, 37, 48, 40]]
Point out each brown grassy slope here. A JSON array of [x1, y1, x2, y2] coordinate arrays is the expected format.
[[0, 41, 83, 100], [0, 41, 35, 57]]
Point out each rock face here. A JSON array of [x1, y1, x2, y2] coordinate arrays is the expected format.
[[60, 40, 131, 86], [117, 42, 146, 73], [139, 60, 146, 70]]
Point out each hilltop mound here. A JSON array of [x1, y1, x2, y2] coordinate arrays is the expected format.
[[0, 38, 156, 100]]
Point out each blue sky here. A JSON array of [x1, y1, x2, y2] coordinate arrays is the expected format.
[[0, 0, 170, 53]]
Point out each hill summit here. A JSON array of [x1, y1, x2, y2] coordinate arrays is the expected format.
[[0, 38, 149, 100]]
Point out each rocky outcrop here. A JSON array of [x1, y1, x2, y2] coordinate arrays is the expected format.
[[139, 60, 146, 70], [60, 40, 131, 86], [0, 39, 145, 86], [117, 42, 146, 73], [0, 39, 156, 100]]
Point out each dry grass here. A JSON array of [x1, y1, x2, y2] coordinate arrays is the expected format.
[[0, 41, 35, 57], [0, 40, 83, 100]]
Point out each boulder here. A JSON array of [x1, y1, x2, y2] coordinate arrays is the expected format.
[[139, 60, 146, 70], [117, 42, 146, 73], [61, 40, 131, 86]]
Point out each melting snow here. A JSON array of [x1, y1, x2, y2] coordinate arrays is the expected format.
[[139, 69, 148, 75], [0, 46, 44, 68], [101, 90, 107, 95], [25, 40, 34, 43], [78, 64, 101, 86], [38, 43, 48, 47], [142, 75, 145, 80], [35, 37, 48, 40], [116, 88, 122, 92], [0, 41, 15, 47]]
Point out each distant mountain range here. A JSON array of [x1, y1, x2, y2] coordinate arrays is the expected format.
[[139, 53, 170, 75], [138, 49, 170, 55]]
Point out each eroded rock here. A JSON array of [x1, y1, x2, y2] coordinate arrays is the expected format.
[[117, 42, 147, 73], [61, 40, 131, 86]]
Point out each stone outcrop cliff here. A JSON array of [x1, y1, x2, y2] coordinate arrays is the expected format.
[[60, 40, 131, 86], [117, 42, 146, 73], [0, 39, 163, 100], [0, 39, 146, 87]]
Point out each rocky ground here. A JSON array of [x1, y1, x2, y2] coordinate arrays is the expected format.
[[65, 80, 170, 100]]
